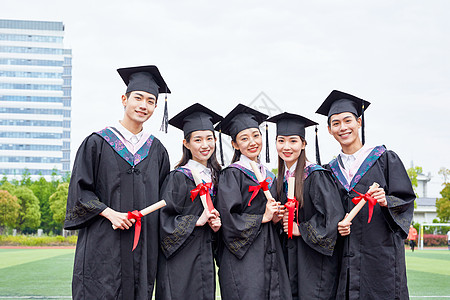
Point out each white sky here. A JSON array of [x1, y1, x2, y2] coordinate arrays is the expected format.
[[2, 0, 449, 197]]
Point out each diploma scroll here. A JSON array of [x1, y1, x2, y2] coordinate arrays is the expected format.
[[191, 168, 215, 212], [287, 177, 295, 199], [285, 177, 298, 239], [112, 200, 167, 230], [342, 182, 379, 223], [249, 161, 273, 201]]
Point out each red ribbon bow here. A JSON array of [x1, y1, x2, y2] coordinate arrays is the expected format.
[[127, 210, 143, 251], [248, 178, 270, 206], [351, 189, 378, 223], [190, 182, 214, 212], [284, 197, 298, 239]]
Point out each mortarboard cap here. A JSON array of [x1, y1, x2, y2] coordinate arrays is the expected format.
[[316, 90, 371, 145], [267, 112, 322, 164], [315, 90, 370, 119], [214, 104, 268, 140], [117, 65, 170, 98], [215, 104, 269, 165], [169, 103, 223, 138], [266, 112, 318, 139]]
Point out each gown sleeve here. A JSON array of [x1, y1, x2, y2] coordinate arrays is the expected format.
[[158, 145, 170, 189], [298, 171, 345, 256], [217, 169, 264, 260], [382, 150, 415, 238], [160, 172, 199, 259], [64, 135, 107, 230]]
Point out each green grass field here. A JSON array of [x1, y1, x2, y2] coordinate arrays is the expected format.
[[0, 248, 449, 299]]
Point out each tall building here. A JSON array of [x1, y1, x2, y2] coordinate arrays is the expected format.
[[0, 19, 72, 179]]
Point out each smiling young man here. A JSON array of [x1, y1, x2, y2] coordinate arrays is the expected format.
[[316, 90, 415, 300], [64, 65, 171, 299]]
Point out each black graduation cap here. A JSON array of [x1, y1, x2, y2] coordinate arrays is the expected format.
[[215, 104, 268, 140], [169, 103, 223, 138], [315, 90, 371, 145], [117, 65, 170, 98], [117, 65, 171, 133], [266, 112, 318, 139], [214, 104, 269, 165], [267, 112, 322, 164], [316, 90, 370, 119]]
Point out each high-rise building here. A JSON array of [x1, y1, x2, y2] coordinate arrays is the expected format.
[[0, 19, 72, 179]]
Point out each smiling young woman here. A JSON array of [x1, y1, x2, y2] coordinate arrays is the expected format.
[[214, 104, 292, 300], [156, 103, 222, 300], [267, 112, 344, 300]]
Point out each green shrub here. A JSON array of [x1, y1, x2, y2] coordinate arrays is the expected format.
[[423, 234, 447, 246], [0, 234, 77, 246]]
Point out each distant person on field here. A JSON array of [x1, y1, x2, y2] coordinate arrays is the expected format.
[[408, 224, 418, 252], [447, 230, 450, 250]]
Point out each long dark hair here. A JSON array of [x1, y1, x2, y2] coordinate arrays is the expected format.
[[175, 132, 222, 186], [276, 137, 306, 208]]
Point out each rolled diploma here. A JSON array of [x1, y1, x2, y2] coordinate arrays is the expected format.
[[191, 168, 209, 211], [342, 182, 379, 223], [249, 161, 273, 201], [112, 200, 167, 230], [287, 177, 295, 199]]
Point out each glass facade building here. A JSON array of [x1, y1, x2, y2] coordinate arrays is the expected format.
[[0, 19, 71, 178]]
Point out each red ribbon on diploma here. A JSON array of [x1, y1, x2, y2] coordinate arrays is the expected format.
[[248, 178, 270, 206], [190, 182, 215, 212], [284, 197, 298, 239], [128, 210, 143, 251], [351, 189, 377, 223]]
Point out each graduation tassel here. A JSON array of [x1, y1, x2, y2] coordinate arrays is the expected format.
[[160, 94, 169, 133], [361, 101, 365, 145], [315, 125, 321, 165], [265, 122, 270, 163], [219, 128, 224, 166]]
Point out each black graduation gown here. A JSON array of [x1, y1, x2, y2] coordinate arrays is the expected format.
[[156, 168, 216, 300], [216, 164, 292, 300], [283, 165, 345, 300], [64, 128, 170, 300], [326, 146, 415, 300]]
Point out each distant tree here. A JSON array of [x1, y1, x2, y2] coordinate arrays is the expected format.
[[30, 176, 58, 233], [62, 171, 71, 183], [407, 166, 422, 209], [49, 183, 69, 225], [0, 174, 8, 185], [0, 181, 16, 194], [20, 169, 32, 187], [51, 168, 61, 189], [407, 166, 423, 189], [438, 167, 450, 184], [13, 186, 41, 231], [436, 182, 450, 223], [0, 190, 20, 233]]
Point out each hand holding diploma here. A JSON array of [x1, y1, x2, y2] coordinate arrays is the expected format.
[[109, 200, 167, 251], [262, 197, 279, 223], [338, 182, 379, 236]]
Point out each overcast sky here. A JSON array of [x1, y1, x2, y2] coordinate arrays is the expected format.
[[2, 0, 449, 197]]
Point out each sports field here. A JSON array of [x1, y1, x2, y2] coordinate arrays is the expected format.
[[0, 248, 449, 299]]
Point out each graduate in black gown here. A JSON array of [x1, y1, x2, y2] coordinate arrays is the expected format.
[[214, 104, 292, 300], [156, 103, 222, 300], [267, 112, 344, 300], [64, 65, 171, 299], [316, 90, 415, 300]]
